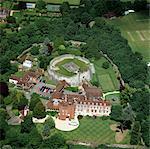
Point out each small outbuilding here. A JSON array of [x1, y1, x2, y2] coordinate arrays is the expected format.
[[124, 10, 135, 15], [23, 60, 32, 68]]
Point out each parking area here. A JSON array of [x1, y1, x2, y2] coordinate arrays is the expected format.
[[32, 83, 56, 97]]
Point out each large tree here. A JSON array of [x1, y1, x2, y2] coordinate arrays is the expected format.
[[29, 93, 40, 111], [40, 133, 66, 148], [36, 0, 46, 10], [110, 105, 123, 121], [33, 101, 46, 119], [130, 121, 141, 145], [21, 115, 35, 133], [0, 82, 9, 97]]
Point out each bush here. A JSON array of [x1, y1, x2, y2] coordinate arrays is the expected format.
[[4, 96, 13, 105], [102, 61, 109, 69], [33, 101, 46, 119], [65, 87, 79, 92], [101, 116, 109, 120], [91, 80, 99, 87], [30, 46, 39, 55], [77, 115, 83, 120], [12, 109, 19, 116], [47, 111, 58, 117]]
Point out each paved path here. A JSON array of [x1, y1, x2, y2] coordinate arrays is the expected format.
[[6, 105, 22, 125], [10, 10, 20, 16], [103, 91, 120, 99]]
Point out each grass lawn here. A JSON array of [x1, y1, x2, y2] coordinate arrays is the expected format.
[[14, 71, 25, 77], [49, 117, 130, 145], [92, 57, 119, 92], [36, 117, 130, 145], [105, 93, 120, 105], [1, 1, 13, 9], [107, 11, 150, 62], [13, 12, 24, 24], [17, 0, 80, 5], [55, 58, 88, 77], [43, 75, 57, 85]]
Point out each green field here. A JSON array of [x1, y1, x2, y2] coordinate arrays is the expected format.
[[55, 58, 88, 77], [14, 71, 25, 77], [107, 11, 150, 62], [105, 93, 120, 105], [17, 0, 80, 5], [37, 117, 130, 145], [92, 57, 119, 92]]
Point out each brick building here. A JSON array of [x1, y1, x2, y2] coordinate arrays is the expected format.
[[47, 82, 111, 120]]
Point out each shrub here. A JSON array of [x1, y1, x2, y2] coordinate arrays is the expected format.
[[65, 87, 79, 92], [77, 115, 83, 120], [30, 46, 39, 55], [47, 111, 58, 117], [102, 61, 109, 69]]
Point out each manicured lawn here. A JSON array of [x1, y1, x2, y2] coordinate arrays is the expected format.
[[51, 117, 130, 145], [105, 93, 120, 105], [57, 65, 75, 77], [17, 0, 80, 5], [55, 58, 88, 77], [92, 57, 119, 92], [107, 11, 150, 62]]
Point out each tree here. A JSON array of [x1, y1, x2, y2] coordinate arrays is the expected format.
[[0, 82, 9, 97], [129, 89, 150, 122], [102, 61, 109, 69], [80, 12, 92, 25], [21, 115, 35, 133], [33, 101, 46, 119], [6, 16, 16, 24], [135, 51, 143, 61], [12, 92, 28, 110], [134, 0, 147, 11], [60, 2, 70, 15], [91, 80, 99, 87], [27, 128, 42, 148], [40, 133, 66, 148], [29, 93, 40, 111], [120, 84, 137, 106], [110, 105, 123, 121], [94, 17, 106, 27], [0, 112, 8, 140], [130, 121, 141, 145], [53, 36, 65, 50], [36, 0, 46, 10], [42, 117, 55, 137], [30, 46, 39, 55], [141, 118, 150, 147]]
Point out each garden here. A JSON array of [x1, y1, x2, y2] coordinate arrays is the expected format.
[[36, 117, 130, 145], [91, 57, 119, 93]]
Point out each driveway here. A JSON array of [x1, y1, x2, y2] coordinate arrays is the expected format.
[[53, 116, 79, 131], [31, 82, 55, 97]]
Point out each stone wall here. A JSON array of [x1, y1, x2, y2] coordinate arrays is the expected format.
[[47, 54, 95, 86]]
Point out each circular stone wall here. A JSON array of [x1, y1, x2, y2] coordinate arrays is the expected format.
[[47, 54, 95, 86]]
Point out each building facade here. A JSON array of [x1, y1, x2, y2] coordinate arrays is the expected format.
[[47, 82, 111, 120]]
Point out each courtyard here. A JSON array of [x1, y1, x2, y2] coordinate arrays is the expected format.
[[55, 58, 89, 77]]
